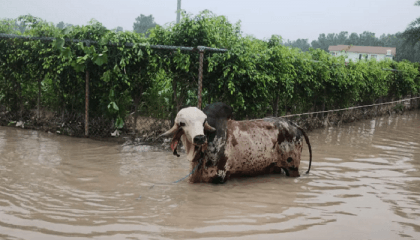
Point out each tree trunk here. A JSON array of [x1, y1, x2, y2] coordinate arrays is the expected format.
[[133, 98, 139, 135], [171, 79, 177, 126], [62, 92, 66, 122], [273, 91, 279, 117], [85, 70, 89, 137], [177, 86, 185, 113], [132, 88, 143, 135], [321, 89, 326, 119], [37, 78, 41, 120], [16, 80, 23, 120]]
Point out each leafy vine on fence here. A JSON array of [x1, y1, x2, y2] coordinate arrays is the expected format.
[[1, 12, 419, 138]]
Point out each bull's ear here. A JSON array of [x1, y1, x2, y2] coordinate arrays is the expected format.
[[204, 122, 216, 132], [159, 124, 179, 138]]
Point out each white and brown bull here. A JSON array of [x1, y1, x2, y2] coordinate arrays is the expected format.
[[160, 102, 312, 183]]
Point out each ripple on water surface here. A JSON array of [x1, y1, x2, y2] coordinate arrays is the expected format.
[[0, 111, 420, 239]]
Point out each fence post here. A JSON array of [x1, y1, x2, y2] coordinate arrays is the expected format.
[[85, 69, 89, 137], [197, 48, 204, 109], [37, 78, 41, 120], [171, 79, 177, 127]]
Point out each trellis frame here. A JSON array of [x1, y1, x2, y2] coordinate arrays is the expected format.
[[0, 33, 228, 136]]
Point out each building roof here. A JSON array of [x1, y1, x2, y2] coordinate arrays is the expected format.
[[328, 45, 396, 56]]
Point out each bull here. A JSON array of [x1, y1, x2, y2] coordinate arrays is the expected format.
[[160, 102, 312, 183]]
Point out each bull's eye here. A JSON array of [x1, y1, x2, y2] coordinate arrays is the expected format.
[[180, 122, 186, 127]]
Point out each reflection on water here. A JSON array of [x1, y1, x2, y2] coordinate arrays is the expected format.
[[0, 111, 419, 239]]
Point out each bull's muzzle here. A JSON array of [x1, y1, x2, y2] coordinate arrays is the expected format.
[[193, 135, 207, 145]]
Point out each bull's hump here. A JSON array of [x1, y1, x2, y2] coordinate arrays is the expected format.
[[231, 119, 275, 132], [203, 102, 233, 119], [231, 121, 277, 146], [264, 118, 302, 140]]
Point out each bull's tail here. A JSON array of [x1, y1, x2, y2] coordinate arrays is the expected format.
[[298, 126, 312, 174]]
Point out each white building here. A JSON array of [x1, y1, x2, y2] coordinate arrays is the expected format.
[[328, 45, 396, 63]]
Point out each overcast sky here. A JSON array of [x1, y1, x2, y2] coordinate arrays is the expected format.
[[1, 0, 419, 42]]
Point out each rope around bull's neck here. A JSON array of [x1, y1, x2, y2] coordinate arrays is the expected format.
[[172, 159, 202, 183]]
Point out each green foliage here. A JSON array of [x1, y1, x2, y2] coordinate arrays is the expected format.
[[0, 12, 419, 132], [0, 15, 153, 129], [0, 18, 21, 34]]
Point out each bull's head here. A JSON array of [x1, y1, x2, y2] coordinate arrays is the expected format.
[[159, 107, 216, 161]]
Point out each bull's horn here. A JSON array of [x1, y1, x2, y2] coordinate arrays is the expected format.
[[158, 124, 179, 138], [204, 122, 216, 132]]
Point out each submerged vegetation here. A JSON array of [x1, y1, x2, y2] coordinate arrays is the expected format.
[[0, 12, 419, 137]]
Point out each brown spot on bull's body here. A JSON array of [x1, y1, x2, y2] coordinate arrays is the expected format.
[[217, 155, 228, 170], [238, 122, 250, 131], [231, 134, 238, 147], [189, 159, 221, 183], [192, 148, 203, 162], [277, 131, 285, 144], [284, 131, 294, 141], [265, 125, 274, 130], [189, 161, 203, 183], [277, 129, 294, 143]]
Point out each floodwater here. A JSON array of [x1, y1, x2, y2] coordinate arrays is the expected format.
[[0, 111, 419, 240]]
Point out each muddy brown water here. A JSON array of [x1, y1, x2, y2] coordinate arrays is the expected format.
[[1, 111, 419, 240]]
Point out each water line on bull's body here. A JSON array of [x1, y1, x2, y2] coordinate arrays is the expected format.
[[172, 159, 202, 184]]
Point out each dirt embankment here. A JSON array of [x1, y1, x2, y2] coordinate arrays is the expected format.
[[1, 98, 419, 144], [0, 108, 170, 143]]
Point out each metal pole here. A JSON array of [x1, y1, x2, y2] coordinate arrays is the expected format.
[[85, 70, 89, 137], [197, 50, 204, 109], [37, 78, 41, 120], [176, 0, 181, 24]]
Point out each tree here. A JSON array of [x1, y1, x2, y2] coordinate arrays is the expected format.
[[401, 1, 420, 46], [56, 21, 64, 29], [347, 32, 360, 45], [284, 38, 310, 52], [358, 31, 380, 46], [311, 33, 329, 51], [326, 33, 336, 46], [56, 21, 72, 30], [335, 31, 348, 45], [133, 14, 157, 37], [268, 34, 282, 48]]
